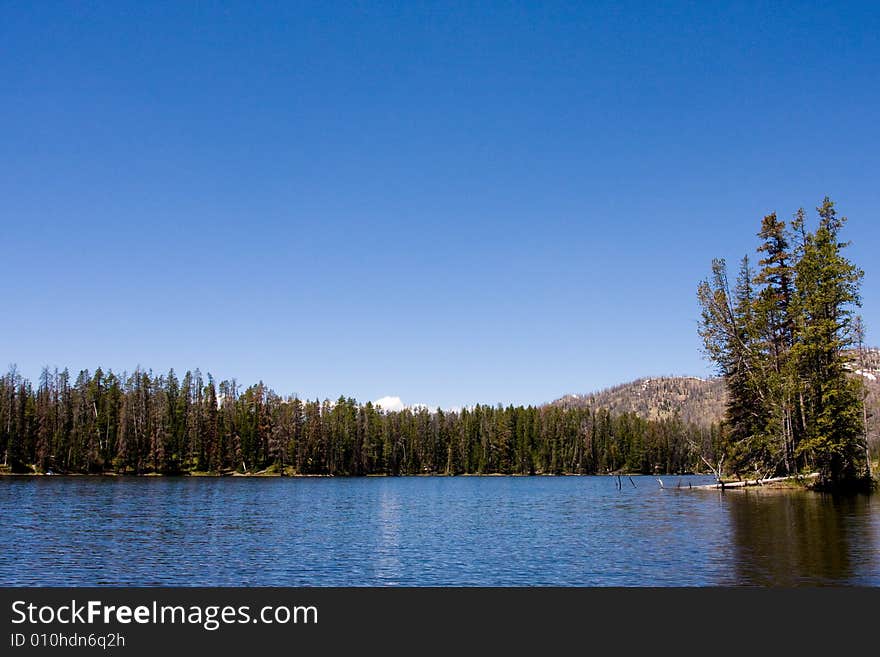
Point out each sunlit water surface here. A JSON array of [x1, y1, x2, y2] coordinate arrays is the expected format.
[[2, 475, 878, 586]]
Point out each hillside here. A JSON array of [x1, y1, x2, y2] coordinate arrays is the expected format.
[[551, 376, 727, 426], [553, 349, 880, 451]]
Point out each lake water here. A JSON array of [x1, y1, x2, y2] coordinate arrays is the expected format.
[[1, 475, 879, 586]]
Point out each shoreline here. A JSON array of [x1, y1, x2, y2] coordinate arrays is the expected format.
[[680, 473, 821, 491], [4, 469, 873, 492], [0, 469, 706, 479]]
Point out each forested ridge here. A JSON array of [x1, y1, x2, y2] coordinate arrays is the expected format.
[[0, 365, 719, 477], [553, 377, 728, 426], [553, 365, 879, 454]]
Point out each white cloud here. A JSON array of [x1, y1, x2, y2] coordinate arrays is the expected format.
[[373, 395, 406, 412], [371, 397, 458, 413]]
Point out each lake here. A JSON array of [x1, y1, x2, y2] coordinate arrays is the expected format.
[[1, 475, 878, 586]]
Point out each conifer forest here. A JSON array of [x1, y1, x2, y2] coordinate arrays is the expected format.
[[1, 199, 872, 490]]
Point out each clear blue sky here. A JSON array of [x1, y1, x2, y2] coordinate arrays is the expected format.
[[2, 1, 878, 409]]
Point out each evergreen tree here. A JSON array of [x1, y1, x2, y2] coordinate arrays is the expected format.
[[698, 257, 767, 476], [754, 212, 799, 473], [699, 198, 869, 488], [792, 198, 866, 486]]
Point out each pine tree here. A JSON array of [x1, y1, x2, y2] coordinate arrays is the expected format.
[[698, 257, 767, 476], [792, 198, 866, 486], [754, 212, 800, 473]]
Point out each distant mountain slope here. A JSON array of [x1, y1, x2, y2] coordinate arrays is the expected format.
[[851, 348, 880, 449], [551, 376, 727, 426], [552, 349, 880, 442]]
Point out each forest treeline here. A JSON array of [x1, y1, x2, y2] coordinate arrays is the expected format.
[[2, 197, 870, 487], [698, 198, 872, 489], [0, 366, 720, 477]]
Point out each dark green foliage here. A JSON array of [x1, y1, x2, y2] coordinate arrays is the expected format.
[[791, 200, 867, 487], [0, 367, 713, 477], [698, 198, 869, 488]]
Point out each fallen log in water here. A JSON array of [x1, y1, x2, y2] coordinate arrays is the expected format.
[[686, 473, 820, 490]]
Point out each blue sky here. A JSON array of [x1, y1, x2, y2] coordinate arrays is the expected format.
[[2, 1, 878, 409]]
